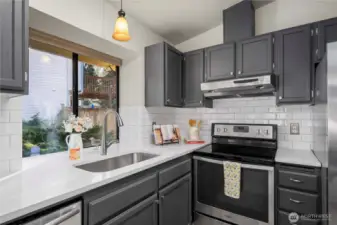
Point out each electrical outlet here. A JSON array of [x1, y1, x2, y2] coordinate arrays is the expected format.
[[290, 123, 300, 135]]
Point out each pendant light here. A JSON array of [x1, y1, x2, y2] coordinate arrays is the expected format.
[[112, 0, 131, 42]]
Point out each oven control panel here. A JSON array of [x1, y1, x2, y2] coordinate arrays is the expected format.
[[213, 124, 275, 139]]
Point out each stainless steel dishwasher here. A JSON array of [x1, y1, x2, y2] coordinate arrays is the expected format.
[[22, 201, 81, 225]]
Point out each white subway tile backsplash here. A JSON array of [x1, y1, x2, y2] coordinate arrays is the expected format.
[[293, 112, 311, 120], [0, 136, 10, 160], [10, 135, 22, 158], [10, 111, 22, 123], [0, 160, 10, 175], [120, 96, 314, 153], [254, 107, 269, 113], [0, 95, 23, 176], [9, 158, 22, 171], [293, 142, 312, 150], [0, 111, 10, 123]]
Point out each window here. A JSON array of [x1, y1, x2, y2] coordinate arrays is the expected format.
[[22, 48, 119, 158]]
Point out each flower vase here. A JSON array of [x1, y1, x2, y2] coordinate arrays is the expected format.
[[66, 133, 83, 160]]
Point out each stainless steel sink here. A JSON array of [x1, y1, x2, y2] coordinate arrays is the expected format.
[[75, 152, 158, 173]]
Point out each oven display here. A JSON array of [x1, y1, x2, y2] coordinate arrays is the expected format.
[[233, 126, 249, 133]]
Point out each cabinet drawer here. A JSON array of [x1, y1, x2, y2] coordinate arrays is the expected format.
[[278, 170, 318, 192], [278, 211, 320, 225], [102, 194, 158, 225], [159, 159, 191, 188], [88, 174, 157, 225], [278, 188, 319, 215]]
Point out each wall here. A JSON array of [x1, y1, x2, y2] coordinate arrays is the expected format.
[[176, 0, 337, 52], [255, 0, 337, 35], [29, 0, 167, 107], [0, 96, 22, 177]]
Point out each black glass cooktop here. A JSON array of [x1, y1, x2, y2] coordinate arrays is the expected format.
[[194, 143, 277, 166]]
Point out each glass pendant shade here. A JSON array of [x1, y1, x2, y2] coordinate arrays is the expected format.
[[112, 10, 131, 42]]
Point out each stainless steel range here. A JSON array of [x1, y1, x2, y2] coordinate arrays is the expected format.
[[193, 123, 277, 225]]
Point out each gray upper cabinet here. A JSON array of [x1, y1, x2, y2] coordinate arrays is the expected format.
[[0, 0, 28, 94], [103, 195, 158, 225], [184, 49, 204, 107], [183, 49, 212, 108], [223, 0, 255, 42], [205, 42, 235, 82], [236, 34, 273, 77], [275, 25, 313, 104], [159, 174, 192, 225], [165, 44, 184, 107], [315, 17, 337, 61], [145, 42, 183, 107]]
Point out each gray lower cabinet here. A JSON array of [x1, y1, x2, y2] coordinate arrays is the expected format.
[[205, 42, 235, 81], [236, 33, 273, 77], [145, 42, 183, 107], [0, 0, 29, 94], [183, 49, 212, 108], [103, 195, 158, 225], [315, 17, 337, 61], [276, 163, 322, 225], [82, 156, 192, 225], [159, 174, 192, 225], [274, 25, 313, 104]]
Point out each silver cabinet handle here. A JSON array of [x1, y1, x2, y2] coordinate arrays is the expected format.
[[199, 100, 202, 104], [279, 96, 283, 100], [230, 72, 234, 75], [166, 99, 170, 103], [290, 178, 302, 183], [45, 208, 80, 225], [25, 72, 28, 81], [289, 198, 302, 204], [238, 70, 241, 75]]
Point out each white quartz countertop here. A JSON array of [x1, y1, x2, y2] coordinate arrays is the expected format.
[[275, 148, 321, 167], [0, 143, 209, 224]]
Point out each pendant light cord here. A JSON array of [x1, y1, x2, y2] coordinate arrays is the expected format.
[[121, 0, 123, 10]]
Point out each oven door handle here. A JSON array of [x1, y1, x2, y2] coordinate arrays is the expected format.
[[193, 156, 274, 171]]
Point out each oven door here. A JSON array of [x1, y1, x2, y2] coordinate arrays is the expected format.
[[193, 156, 274, 225]]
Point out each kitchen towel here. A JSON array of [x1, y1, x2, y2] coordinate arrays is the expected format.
[[223, 161, 241, 199]]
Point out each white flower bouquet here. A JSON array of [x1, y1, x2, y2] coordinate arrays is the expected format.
[[63, 114, 93, 133]]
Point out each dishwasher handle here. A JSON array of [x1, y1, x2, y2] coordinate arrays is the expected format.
[[45, 208, 80, 225]]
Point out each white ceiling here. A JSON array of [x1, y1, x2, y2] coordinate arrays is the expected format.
[[109, 0, 243, 44]]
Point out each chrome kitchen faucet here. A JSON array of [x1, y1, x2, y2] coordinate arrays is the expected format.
[[100, 109, 124, 155]]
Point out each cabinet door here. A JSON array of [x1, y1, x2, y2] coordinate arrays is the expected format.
[[103, 195, 158, 225], [184, 49, 204, 107], [317, 18, 337, 61], [275, 25, 313, 104], [165, 44, 183, 107], [205, 43, 235, 81], [236, 34, 273, 77], [0, 0, 27, 92], [159, 174, 192, 225]]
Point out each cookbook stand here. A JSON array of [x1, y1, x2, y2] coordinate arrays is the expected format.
[[153, 124, 180, 146]]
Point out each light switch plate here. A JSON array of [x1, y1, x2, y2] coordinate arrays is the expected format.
[[290, 123, 300, 135]]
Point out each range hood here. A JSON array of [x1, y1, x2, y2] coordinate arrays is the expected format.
[[201, 75, 277, 99]]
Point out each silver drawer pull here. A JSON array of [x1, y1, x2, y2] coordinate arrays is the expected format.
[[290, 178, 302, 183], [290, 198, 302, 204]]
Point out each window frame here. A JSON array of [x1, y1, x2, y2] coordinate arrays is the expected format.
[[71, 53, 120, 141]]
